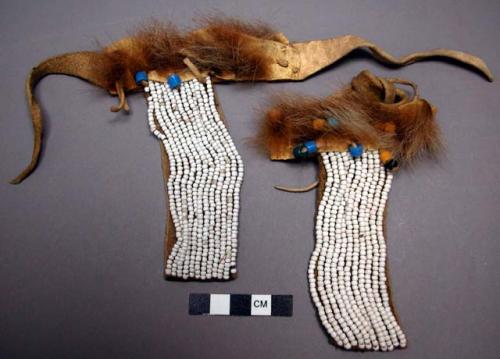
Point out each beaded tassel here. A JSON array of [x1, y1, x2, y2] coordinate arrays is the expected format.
[[309, 150, 406, 350], [146, 77, 244, 280]]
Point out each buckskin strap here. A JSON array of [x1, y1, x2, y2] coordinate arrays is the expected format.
[[11, 51, 117, 184]]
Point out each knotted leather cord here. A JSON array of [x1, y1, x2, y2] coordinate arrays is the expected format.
[[10, 31, 493, 184], [110, 81, 130, 112]]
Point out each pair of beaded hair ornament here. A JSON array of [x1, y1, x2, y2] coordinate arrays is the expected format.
[[11, 17, 493, 351]]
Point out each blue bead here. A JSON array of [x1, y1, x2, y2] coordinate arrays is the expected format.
[[167, 73, 182, 89], [327, 117, 339, 127], [304, 140, 317, 153], [293, 140, 318, 159], [348, 143, 364, 158], [134, 71, 148, 85]]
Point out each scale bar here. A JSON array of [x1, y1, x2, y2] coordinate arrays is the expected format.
[[189, 294, 293, 316]]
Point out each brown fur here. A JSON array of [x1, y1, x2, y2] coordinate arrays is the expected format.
[[395, 100, 443, 162], [135, 20, 187, 72], [182, 18, 274, 79], [99, 17, 275, 91], [194, 16, 281, 42], [260, 71, 443, 164]]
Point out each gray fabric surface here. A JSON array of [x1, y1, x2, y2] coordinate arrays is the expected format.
[[1, 0, 499, 358]]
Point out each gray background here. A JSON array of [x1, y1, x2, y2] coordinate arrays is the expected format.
[[1, 0, 499, 358]]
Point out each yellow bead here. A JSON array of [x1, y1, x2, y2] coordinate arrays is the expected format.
[[312, 118, 327, 130]]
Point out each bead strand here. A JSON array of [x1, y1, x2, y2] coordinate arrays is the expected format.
[[358, 151, 387, 349], [350, 152, 378, 348], [364, 151, 392, 349], [369, 153, 397, 349]]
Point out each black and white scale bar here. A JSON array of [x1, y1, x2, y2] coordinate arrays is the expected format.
[[189, 294, 293, 316]]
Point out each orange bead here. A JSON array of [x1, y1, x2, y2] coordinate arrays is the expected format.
[[383, 122, 396, 133], [380, 150, 393, 163], [312, 118, 327, 130]]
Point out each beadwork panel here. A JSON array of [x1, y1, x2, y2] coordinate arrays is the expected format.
[[311, 151, 405, 350], [146, 78, 244, 280]]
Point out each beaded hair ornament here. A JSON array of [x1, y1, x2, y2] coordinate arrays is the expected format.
[[11, 18, 491, 286], [260, 70, 441, 350]]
